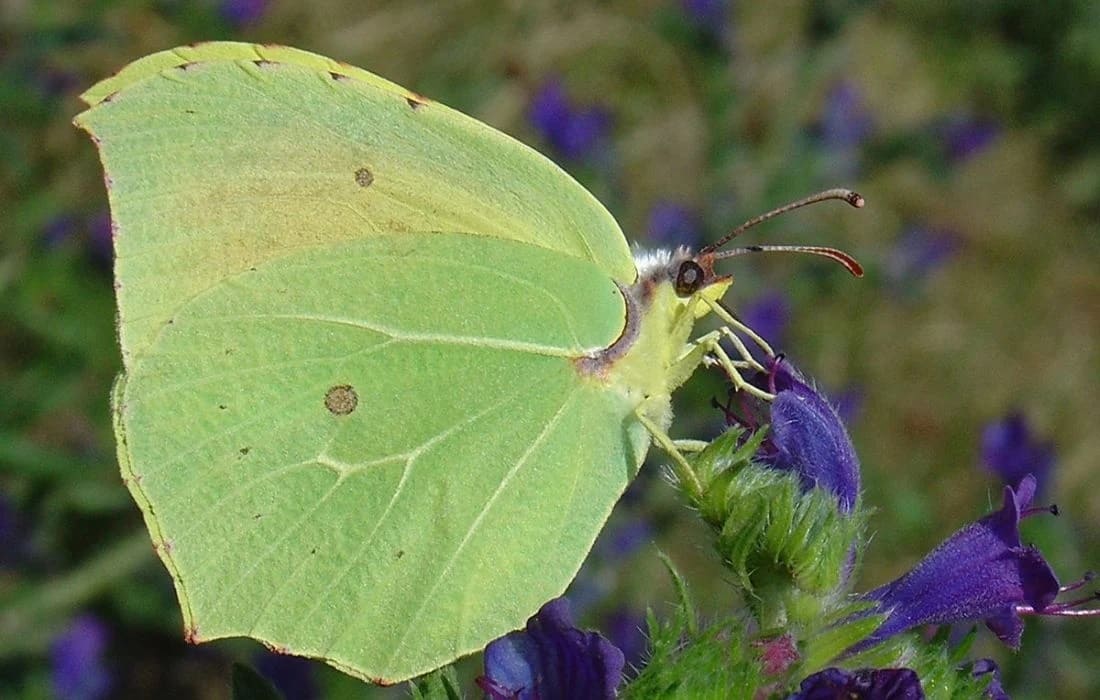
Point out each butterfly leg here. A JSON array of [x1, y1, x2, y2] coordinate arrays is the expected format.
[[670, 331, 776, 402], [634, 409, 704, 503]]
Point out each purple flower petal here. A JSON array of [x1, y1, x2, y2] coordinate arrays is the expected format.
[[791, 666, 924, 700], [50, 614, 112, 700], [980, 412, 1055, 496], [858, 476, 1059, 650], [479, 598, 624, 699], [763, 360, 862, 514]]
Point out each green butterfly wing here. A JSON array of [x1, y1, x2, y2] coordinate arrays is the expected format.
[[75, 41, 635, 364], [114, 232, 645, 683], [76, 44, 649, 683]]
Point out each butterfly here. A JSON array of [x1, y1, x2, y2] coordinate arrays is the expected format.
[[75, 42, 861, 684]]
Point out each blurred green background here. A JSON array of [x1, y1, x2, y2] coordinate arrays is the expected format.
[[2, 1, 1098, 698]]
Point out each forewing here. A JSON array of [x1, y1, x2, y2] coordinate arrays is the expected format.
[[74, 42, 634, 363], [115, 233, 647, 683]]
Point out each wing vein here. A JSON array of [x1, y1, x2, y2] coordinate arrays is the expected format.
[[381, 385, 580, 665]]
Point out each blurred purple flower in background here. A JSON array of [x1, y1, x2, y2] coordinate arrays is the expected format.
[[40, 211, 113, 270], [981, 412, 1056, 496], [479, 598, 624, 699], [818, 80, 874, 177], [939, 114, 1000, 163], [884, 225, 960, 292], [791, 666, 924, 700], [646, 201, 703, 249], [739, 290, 791, 351], [36, 67, 80, 98], [220, 0, 268, 27], [604, 607, 648, 674], [50, 614, 112, 700], [42, 215, 77, 248], [529, 79, 611, 162], [681, 0, 730, 40], [254, 651, 318, 700], [856, 476, 1065, 651]]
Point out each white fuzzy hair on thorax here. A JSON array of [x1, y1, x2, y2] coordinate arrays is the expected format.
[[631, 245, 695, 281]]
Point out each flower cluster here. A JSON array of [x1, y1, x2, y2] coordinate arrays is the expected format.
[[473, 353, 1096, 698]]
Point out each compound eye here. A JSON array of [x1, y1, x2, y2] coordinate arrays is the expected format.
[[674, 260, 705, 296]]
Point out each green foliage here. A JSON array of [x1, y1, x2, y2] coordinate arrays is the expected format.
[[621, 569, 759, 700]]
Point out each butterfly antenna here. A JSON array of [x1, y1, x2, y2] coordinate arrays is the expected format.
[[698, 188, 865, 276], [712, 244, 864, 277], [699, 188, 864, 254]]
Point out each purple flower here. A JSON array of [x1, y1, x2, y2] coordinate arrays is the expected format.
[[884, 225, 960, 291], [647, 202, 702, 249], [939, 114, 999, 163], [980, 412, 1055, 496], [50, 614, 112, 700], [529, 79, 611, 162], [736, 358, 861, 514], [478, 598, 624, 699], [790, 667, 924, 700], [253, 651, 318, 700], [219, 0, 268, 26], [858, 476, 1060, 650], [740, 291, 791, 351]]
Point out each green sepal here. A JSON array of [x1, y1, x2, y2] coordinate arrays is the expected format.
[[799, 604, 888, 674], [690, 431, 866, 628]]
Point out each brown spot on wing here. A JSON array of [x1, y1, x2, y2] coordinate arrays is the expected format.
[[324, 384, 358, 415]]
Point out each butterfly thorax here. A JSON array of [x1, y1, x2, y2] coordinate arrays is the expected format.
[[576, 249, 731, 431]]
